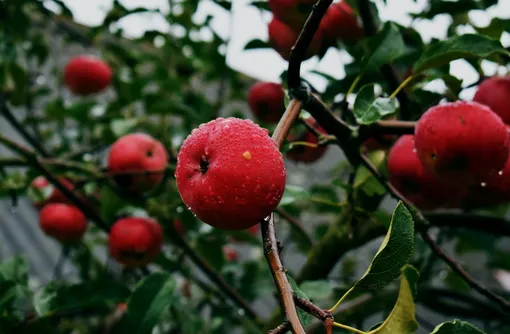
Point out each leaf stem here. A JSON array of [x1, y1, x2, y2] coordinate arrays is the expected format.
[[332, 321, 366, 334], [346, 74, 363, 97], [328, 285, 355, 313], [389, 75, 413, 99], [289, 141, 319, 149]]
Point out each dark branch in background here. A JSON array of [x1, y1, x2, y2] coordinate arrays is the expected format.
[[166, 223, 260, 323], [0, 133, 110, 232], [357, 0, 412, 120], [0, 93, 51, 157], [421, 232, 510, 312], [287, 0, 333, 90], [425, 212, 510, 237]]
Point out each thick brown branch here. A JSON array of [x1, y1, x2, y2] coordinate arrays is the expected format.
[[262, 214, 305, 334], [272, 99, 303, 147]]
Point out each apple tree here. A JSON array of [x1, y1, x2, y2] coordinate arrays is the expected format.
[[0, 0, 510, 333]]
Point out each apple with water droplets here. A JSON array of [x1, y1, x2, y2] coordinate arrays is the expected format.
[[415, 101, 509, 185], [474, 76, 510, 124], [388, 135, 465, 209], [29, 176, 75, 209], [175, 118, 286, 230]]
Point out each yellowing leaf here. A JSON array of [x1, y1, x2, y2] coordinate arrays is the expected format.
[[367, 265, 419, 334]]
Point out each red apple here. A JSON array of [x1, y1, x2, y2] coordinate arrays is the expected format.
[[175, 118, 286, 230], [39, 203, 88, 243], [286, 130, 327, 163], [107, 133, 168, 193], [415, 101, 509, 185], [223, 245, 239, 262], [320, 1, 364, 42], [388, 135, 465, 209], [64, 55, 112, 96], [268, 16, 323, 61], [108, 217, 163, 268], [29, 176, 74, 209], [247, 82, 286, 124], [473, 76, 510, 124]]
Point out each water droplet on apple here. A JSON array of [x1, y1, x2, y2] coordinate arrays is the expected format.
[[412, 148, 417, 153], [498, 170, 503, 176], [481, 182, 487, 187]]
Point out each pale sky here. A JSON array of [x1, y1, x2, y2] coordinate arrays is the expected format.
[[51, 0, 510, 99]]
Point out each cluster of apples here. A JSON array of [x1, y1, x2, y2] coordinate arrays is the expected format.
[[268, 0, 363, 61], [388, 76, 510, 210], [30, 56, 174, 268]]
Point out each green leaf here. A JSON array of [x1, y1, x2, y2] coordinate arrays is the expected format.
[[111, 118, 139, 137], [367, 265, 419, 334], [113, 273, 177, 334], [280, 185, 311, 206], [412, 34, 509, 74], [248, 1, 270, 11], [354, 202, 414, 290], [300, 280, 333, 300], [362, 22, 405, 73], [286, 274, 313, 328], [33, 280, 130, 316], [353, 85, 397, 124], [244, 39, 270, 50], [0, 256, 28, 286], [431, 320, 486, 334]]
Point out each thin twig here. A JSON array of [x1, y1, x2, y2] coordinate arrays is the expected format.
[[421, 231, 510, 312], [275, 207, 313, 247], [287, 0, 333, 90]]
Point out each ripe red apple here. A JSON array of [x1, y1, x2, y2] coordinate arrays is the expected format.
[[107, 133, 168, 193], [320, 1, 364, 42], [247, 82, 286, 124], [175, 118, 286, 230], [223, 245, 239, 262], [64, 55, 112, 96], [29, 176, 74, 209], [388, 135, 465, 209], [415, 101, 509, 185], [39, 203, 88, 243], [473, 76, 510, 124], [268, 16, 323, 61], [108, 217, 163, 268], [286, 130, 327, 163]]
